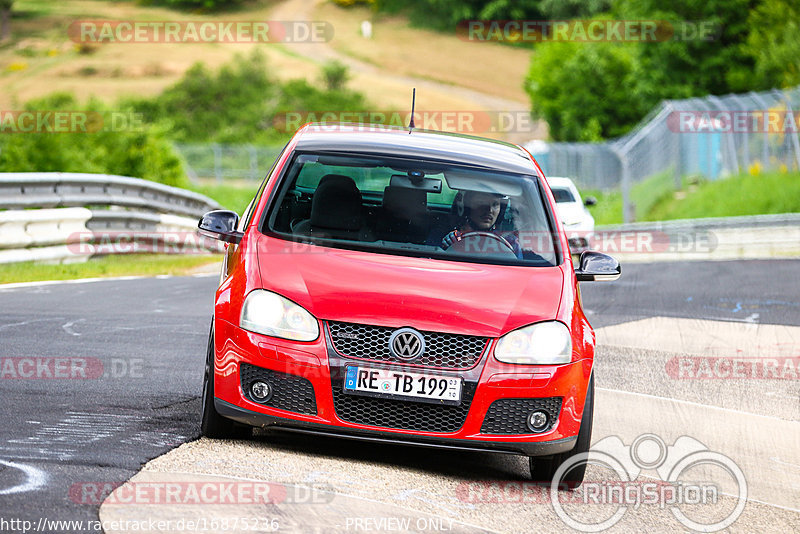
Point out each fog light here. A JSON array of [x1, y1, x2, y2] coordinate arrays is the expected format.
[[527, 410, 549, 432], [250, 381, 272, 402]]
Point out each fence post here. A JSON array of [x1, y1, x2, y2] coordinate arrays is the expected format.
[[213, 143, 222, 183], [611, 145, 632, 224], [673, 135, 682, 190], [749, 92, 771, 171], [248, 145, 258, 181], [771, 88, 800, 171]]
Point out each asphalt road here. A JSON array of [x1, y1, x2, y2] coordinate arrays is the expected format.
[[1, 259, 798, 533], [579, 259, 800, 328], [0, 274, 216, 529]]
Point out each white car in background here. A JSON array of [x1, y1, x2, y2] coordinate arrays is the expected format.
[[546, 177, 596, 254]]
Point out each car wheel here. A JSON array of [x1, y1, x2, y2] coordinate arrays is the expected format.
[[201, 323, 251, 439], [529, 373, 594, 489]]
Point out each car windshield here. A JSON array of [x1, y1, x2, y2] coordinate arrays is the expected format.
[[264, 153, 559, 266], [551, 187, 576, 203]]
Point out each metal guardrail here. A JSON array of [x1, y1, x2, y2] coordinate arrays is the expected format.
[[592, 213, 800, 262], [0, 173, 223, 264], [0, 173, 220, 218], [597, 213, 800, 231]]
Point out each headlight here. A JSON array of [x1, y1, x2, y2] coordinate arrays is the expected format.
[[240, 290, 319, 341], [494, 321, 572, 365]]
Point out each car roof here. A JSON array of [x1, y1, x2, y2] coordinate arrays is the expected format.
[[545, 176, 578, 188], [293, 123, 539, 175]]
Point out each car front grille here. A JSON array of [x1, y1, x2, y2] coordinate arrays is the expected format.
[[240, 363, 317, 415], [331, 381, 477, 433], [481, 397, 562, 434], [327, 321, 488, 369]]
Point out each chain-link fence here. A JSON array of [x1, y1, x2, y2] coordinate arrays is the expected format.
[[173, 143, 284, 183], [525, 86, 800, 222]]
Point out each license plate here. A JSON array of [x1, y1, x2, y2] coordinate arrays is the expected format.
[[344, 366, 462, 404]]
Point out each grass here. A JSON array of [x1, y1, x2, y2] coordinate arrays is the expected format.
[[0, 254, 220, 284], [583, 188, 623, 226], [582, 170, 800, 225], [647, 171, 800, 221], [0, 0, 318, 109], [2, 0, 535, 145], [315, 2, 532, 105], [582, 174, 667, 226]]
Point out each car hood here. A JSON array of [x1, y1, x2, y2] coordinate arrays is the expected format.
[[254, 235, 565, 338]]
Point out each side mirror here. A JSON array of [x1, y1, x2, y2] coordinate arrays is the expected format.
[[584, 196, 597, 207], [198, 210, 244, 244], [575, 251, 620, 281]]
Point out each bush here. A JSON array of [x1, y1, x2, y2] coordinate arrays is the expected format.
[[137, 0, 243, 11], [131, 50, 370, 144], [131, 50, 280, 144], [321, 60, 350, 91], [0, 93, 187, 187]]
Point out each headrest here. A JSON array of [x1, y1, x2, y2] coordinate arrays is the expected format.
[[382, 186, 427, 220], [310, 174, 363, 231]]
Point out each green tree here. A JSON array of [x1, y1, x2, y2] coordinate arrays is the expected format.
[[0, 94, 186, 187], [525, 0, 766, 141], [744, 0, 800, 88], [525, 38, 648, 141], [614, 0, 756, 100]]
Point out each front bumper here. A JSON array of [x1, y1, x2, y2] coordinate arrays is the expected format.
[[213, 319, 592, 457], [216, 398, 577, 456]]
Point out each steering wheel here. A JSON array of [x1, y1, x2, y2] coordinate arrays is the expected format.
[[443, 231, 515, 254]]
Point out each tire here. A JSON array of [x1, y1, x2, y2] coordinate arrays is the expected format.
[[201, 323, 251, 439], [529, 373, 594, 489]]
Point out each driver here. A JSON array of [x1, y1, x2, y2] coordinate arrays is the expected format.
[[439, 191, 522, 258]]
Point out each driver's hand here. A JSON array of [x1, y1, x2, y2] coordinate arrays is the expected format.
[[442, 230, 463, 248]]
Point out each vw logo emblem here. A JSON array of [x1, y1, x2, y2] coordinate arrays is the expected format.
[[388, 328, 425, 360]]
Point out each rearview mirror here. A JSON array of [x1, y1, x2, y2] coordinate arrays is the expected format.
[[584, 196, 597, 207], [198, 210, 244, 244], [575, 251, 620, 281]]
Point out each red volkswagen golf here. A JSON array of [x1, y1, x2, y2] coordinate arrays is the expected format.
[[198, 124, 620, 487]]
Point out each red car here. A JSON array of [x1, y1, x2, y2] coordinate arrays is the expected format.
[[198, 124, 620, 487]]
